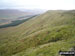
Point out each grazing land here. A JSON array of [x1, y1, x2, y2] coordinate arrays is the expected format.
[[0, 10, 75, 56]]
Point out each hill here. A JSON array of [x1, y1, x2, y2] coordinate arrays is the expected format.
[[0, 10, 75, 56], [0, 9, 35, 25]]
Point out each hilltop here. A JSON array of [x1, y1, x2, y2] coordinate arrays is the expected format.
[[0, 10, 75, 56]]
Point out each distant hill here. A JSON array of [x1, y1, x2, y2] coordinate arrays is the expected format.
[[0, 9, 36, 25], [0, 10, 75, 56], [0, 9, 33, 15], [20, 9, 47, 14]]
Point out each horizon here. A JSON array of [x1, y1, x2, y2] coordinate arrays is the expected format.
[[0, 8, 75, 12]]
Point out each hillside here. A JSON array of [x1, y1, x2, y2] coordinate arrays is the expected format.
[[0, 10, 75, 56]]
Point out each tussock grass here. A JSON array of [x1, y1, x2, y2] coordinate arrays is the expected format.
[[0, 10, 75, 56]]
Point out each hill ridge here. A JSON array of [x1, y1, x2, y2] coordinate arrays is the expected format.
[[0, 10, 75, 56]]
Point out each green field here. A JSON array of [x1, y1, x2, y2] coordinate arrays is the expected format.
[[0, 10, 75, 56]]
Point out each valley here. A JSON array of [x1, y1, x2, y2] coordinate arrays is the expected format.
[[0, 9, 39, 25]]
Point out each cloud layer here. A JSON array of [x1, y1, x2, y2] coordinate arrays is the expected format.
[[0, 0, 75, 10]]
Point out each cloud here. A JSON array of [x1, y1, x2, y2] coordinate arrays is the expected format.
[[0, 0, 75, 10]]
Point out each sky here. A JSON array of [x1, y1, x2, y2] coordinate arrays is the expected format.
[[0, 0, 75, 10]]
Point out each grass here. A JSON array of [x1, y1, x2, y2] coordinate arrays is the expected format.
[[0, 10, 75, 56]]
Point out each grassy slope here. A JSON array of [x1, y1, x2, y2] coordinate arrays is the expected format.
[[0, 10, 75, 56]]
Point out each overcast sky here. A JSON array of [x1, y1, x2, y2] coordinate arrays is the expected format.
[[0, 0, 75, 10]]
